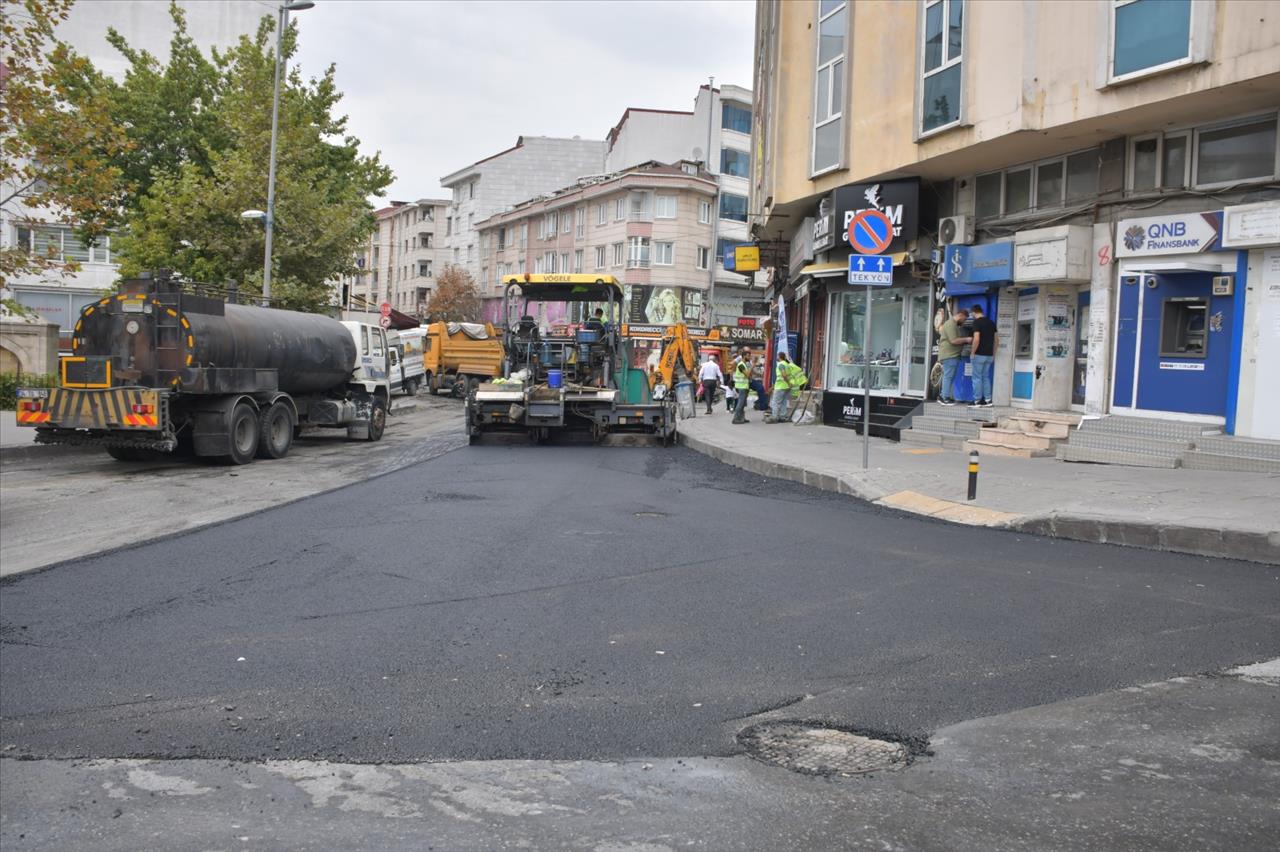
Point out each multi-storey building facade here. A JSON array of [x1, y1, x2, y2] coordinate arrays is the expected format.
[[338, 199, 447, 319], [440, 136, 608, 285], [605, 84, 762, 324], [753, 0, 1280, 439], [476, 161, 718, 334]]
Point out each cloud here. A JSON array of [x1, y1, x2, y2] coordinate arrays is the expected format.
[[292, 0, 755, 199]]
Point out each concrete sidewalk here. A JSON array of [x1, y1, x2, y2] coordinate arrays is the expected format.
[[678, 412, 1280, 564]]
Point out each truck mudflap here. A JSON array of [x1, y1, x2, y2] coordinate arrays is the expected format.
[[16, 387, 176, 451]]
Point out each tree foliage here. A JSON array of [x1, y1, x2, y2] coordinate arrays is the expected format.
[[3, 1, 392, 311], [1, 0, 130, 281], [105, 6, 393, 312], [427, 266, 482, 323]]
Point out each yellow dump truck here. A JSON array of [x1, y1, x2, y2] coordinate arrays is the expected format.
[[424, 321, 505, 397]]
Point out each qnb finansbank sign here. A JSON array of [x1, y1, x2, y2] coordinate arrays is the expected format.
[[1115, 211, 1223, 257]]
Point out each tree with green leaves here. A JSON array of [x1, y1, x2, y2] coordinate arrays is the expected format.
[[106, 5, 392, 311], [1, 0, 130, 281]]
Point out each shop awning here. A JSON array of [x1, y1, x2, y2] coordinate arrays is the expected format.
[[800, 252, 909, 279], [943, 280, 998, 298]]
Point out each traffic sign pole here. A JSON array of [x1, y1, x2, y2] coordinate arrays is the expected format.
[[844, 208, 895, 470]]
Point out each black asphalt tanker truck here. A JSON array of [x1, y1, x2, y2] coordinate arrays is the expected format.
[[14, 271, 391, 464]]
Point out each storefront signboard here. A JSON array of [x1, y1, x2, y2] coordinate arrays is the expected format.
[[790, 217, 816, 278], [1221, 201, 1280, 248], [628, 285, 706, 325], [813, 196, 836, 253], [1015, 239, 1069, 281], [831, 178, 920, 254], [944, 242, 1014, 296], [1114, 212, 1223, 257], [716, 324, 767, 343]]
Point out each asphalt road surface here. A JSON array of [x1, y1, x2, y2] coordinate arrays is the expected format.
[[3, 441, 1277, 768]]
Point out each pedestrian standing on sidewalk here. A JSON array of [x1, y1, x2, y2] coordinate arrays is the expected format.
[[698, 354, 723, 415], [769, 352, 795, 423], [732, 353, 752, 424], [749, 351, 769, 411], [968, 304, 997, 408], [937, 308, 971, 406]]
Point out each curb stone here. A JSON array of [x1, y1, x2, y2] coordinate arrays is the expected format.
[[678, 432, 1280, 565]]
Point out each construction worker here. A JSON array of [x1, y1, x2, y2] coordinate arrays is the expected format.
[[768, 352, 794, 423], [732, 353, 752, 424]]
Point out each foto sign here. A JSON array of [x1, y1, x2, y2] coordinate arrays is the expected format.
[[848, 253, 893, 286]]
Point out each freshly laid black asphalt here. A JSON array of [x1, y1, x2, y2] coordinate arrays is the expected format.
[[2, 442, 1277, 763]]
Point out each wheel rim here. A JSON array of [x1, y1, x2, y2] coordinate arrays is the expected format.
[[234, 414, 254, 455], [271, 412, 288, 449], [371, 405, 385, 437]]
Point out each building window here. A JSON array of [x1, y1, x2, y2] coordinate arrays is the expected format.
[[1126, 115, 1277, 191], [655, 195, 677, 219], [546, 211, 558, 237], [629, 191, 652, 221], [716, 237, 737, 264], [696, 246, 710, 270], [562, 211, 572, 234], [615, 198, 626, 221], [560, 252, 570, 272], [812, 0, 846, 173], [974, 146, 1102, 218], [519, 222, 528, 248], [576, 205, 586, 237], [921, 0, 963, 135], [722, 102, 752, 134], [1065, 150, 1100, 200], [1110, 0, 1191, 80], [721, 147, 750, 177], [469, 180, 476, 199], [574, 249, 584, 273], [698, 199, 712, 224], [719, 193, 748, 223], [595, 245, 606, 269], [1003, 169, 1031, 215], [1034, 160, 1064, 209], [627, 236, 651, 268], [518, 257, 526, 273], [597, 203, 607, 225], [1195, 116, 1278, 187], [497, 228, 506, 250], [611, 242, 625, 267], [446, 217, 452, 236], [654, 241, 674, 266]]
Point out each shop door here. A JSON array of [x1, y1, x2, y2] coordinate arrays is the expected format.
[[1011, 289, 1037, 408], [904, 290, 930, 396], [1071, 290, 1090, 408]]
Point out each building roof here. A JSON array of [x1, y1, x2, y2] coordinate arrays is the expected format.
[[440, 135, 605, 186]]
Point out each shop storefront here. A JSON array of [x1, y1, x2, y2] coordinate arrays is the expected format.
[[941, 241, 1013, 403], [1222, 200, 1280, 440], [999, 225, 1092, 412], [816, 178, 928, 431], [1111, 211, 1243, 426]]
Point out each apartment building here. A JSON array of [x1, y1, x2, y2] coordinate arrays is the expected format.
[[753, 0, 1280, 439], [1, 0, 262, 344], [476, 160, 718, 332], [440, 136, 608, 285], [338, 199, 447, 319], [605, 84, 762, 324]]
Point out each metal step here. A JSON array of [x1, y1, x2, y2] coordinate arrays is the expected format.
[[1179, 451, 1280, 474], [965, 439, 1055, 459], [1065, 431, 1192, 455], [1057, 444, 1181, 469], [1081, 415, 1218, 441], [1193, 434, 1280, 462], [900, 429, 966, 451], [922, 402, 999, 421]]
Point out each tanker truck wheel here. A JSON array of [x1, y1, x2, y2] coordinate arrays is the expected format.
[[365, 396, 386, 442], [256, 402, 294, 460], [226, 402, 261, 465]]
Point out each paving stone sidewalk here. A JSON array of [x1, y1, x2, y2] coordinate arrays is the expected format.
[[678, 411, 1280, 564]]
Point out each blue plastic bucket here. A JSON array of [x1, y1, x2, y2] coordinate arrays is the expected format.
[[547, 369, 563, 389]]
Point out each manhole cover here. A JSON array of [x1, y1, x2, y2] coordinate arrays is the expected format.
[[738, 722, 909, 776]]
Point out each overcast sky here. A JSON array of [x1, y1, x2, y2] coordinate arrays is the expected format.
[[287, 0, 756, 202]]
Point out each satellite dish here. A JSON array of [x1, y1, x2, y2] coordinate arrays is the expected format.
[[691, 146, 703, 161]]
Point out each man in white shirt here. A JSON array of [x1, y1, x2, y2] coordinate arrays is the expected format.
[[698, 355, 724, 414]]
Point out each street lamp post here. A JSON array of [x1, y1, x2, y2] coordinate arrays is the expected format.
[[261, 0, 315, 305]]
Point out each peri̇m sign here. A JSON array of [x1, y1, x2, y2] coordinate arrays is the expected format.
[[832, 178, 919, 254], [1114, 212, 1223, 257]]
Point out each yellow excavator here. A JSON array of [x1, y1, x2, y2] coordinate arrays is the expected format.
[[647, 323, 733, 403]]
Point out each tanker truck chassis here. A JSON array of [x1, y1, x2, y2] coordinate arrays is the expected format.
[[15, 272, 391, 464]]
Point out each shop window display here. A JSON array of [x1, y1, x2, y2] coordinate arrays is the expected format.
[[828, 289, 903, 392]]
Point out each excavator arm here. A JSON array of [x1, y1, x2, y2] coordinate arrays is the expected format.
[[651, 324, 699, 396]]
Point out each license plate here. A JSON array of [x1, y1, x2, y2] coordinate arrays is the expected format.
[[16, 388, 50, 399]]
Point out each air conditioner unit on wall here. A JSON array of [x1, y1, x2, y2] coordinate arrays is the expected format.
[[938, 215, 974, 246]]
